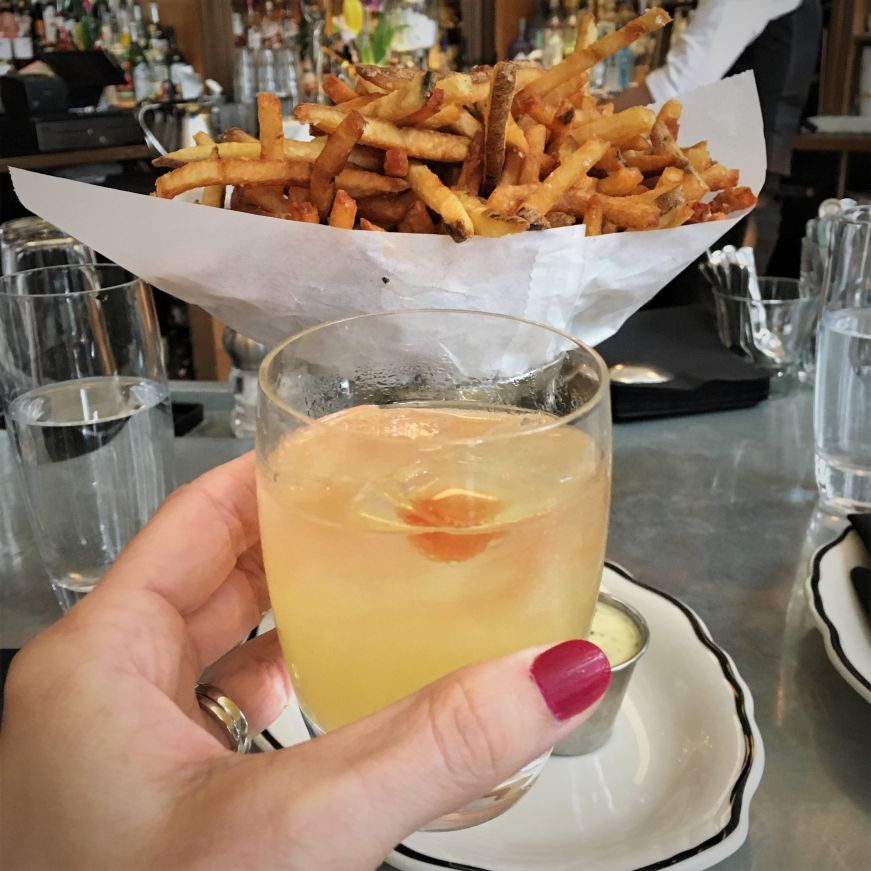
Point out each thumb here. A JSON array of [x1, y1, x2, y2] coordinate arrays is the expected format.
[[263, 640, 610, 869]]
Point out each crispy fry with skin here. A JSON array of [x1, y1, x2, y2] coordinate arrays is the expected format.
[[287, 186, 309, 203], [323, 74, 358, 104], [584, 195, 603, 236], [436, 73, 490, 106], [683, 141, 712, 172], [334, 93, 381, 111], [544, 211, 576, 228], [356, 191, 416, 226], [597, 166, 643, 196], [153, 140, 323, 167], [155, 158, 311, 198], [406, 162, 474, 241], [571, 106, 655, 146], [398, 198, 436, 234], [449, 108, 482, 139], [519, 124, 547, 184], [418, 103, 461, 129], [329, 190, 357, 228], [362, 72, 435, 123], [599, 195, 660, 229], [701, 163, 739, 190], [576, 12, 597, 53], [487, 183, 537, 214], [359, 217, 386, 231], [484, 62, 516, 190], [656, 99, 682, 138], [236, 185, 287, 216], [310, 110, 367, 220], [710, 186, 757, 213], [454, 130, 484, 195], [656, 203, 693, 229], [622, 151, 676, 173], [400, 89, 446, 126], [257, 93, 285, 160], [384, 147, 410, 177], [221, 127, 259, 144], [518, 137, 609, 227], [500, 149, 523, 186], [196, 139, 225, 208], [454, 190, 529, 236], [294, 103, 469, 162], [287, 202, 319, 223], [337, 166, 409, 198], [516, 8, 670, 110]]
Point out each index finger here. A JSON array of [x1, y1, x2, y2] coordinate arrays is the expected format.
[[100, 453, 260, 614]]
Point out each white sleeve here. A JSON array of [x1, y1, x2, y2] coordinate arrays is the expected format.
[[645, 0, 802, 102]]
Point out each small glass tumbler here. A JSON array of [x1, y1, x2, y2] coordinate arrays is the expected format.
[[0, 264, 174, 611], [712, 278, 819, 394], [0, 216, 94, 276], [256, 310, 612, 830], [814, 205, 871, 513]]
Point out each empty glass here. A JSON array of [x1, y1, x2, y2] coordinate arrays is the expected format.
[[0, 264, 174, 611], [814, 205, 871, 512], [712, 278, 819, 393], [0, 217, 94, 276]]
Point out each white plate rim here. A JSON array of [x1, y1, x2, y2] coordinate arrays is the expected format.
[[388, 561, 763, 871], [805, 527, 871, 703], [254, 561, 763, 871]]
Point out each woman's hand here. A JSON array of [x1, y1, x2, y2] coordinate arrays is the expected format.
[[0, 454, 609, 870]]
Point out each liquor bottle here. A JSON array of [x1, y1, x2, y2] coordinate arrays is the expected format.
[[506, 16, 532, 60], [42, 1, 57, 45], [166, 24, 186, 97], [246, 0, 262, 50], [14, 0, 33, 59], [261, 0, 281, 47], [528, 0, 547, 52], [562, 0, 580, 56], [31, 0, 45, 46], [541, 0, 564, 68]]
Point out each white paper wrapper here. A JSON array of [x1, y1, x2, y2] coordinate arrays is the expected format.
[[11, 72, 765, 349]]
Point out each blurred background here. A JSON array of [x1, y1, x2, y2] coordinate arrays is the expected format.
[[0, 0, 868, 380]]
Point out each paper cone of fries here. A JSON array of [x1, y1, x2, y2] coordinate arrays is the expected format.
[[11, 72, 764, 349]]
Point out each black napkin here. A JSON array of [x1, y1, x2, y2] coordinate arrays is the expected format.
[[597, 305, 770, 421], [848, 514, 871, 619]]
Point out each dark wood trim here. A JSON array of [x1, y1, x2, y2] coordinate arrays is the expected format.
[[0, 145, 152, 174]]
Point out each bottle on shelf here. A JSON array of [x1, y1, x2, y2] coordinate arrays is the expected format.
[[506, 16, 532, 60], [541, 0, 564, 69]]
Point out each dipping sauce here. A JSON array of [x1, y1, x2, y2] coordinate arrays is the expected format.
[[588, 599, 643, 666]]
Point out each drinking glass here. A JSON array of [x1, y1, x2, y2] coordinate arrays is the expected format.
[[257, 310, 611, 830], [0, 216, 94, 275], [0, 264, 174, 611], [712, 277, 818, 393], [814, 205, 871, 512]]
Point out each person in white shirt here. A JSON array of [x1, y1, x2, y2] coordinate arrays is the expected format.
[[616, 0, 822, 276]]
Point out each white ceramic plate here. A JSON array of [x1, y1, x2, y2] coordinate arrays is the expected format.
[[806, 528, 871, 703], [252, 564, 764, 871]]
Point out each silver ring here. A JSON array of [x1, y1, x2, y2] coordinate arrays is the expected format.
[[195, 683, 251, 754]]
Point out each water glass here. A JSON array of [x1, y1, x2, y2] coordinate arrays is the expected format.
[[0, 216, 94, 276], [0, 264, 174, 611], [257, 310, 611, 830], [814, 205, 871, 512], [712, 278, 819, 393]]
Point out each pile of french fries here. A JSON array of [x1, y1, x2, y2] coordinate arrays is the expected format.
[[153, 8, 756, 242]]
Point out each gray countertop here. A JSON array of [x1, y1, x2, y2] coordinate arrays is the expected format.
[[1, 385, 869, 870]]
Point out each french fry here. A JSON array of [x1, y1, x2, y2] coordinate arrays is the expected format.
[[701, 163, 739, 190], [656, 203, 693, 229], [310, 110, 367, 220], [684, 141, 712, 172], [584, 195, 603, 236], [235, 185, 287, 216], [155, 158, 311, 199], [418, 103, 461, 129], [436, 73, 490, 106], [398, 198, 436, 234], [710, 186, 757, 213], [486, 183, 537, 215], [622, 151, 676, 173], [337, 166, 410, 198], [519, 124, 547, 184], [195, 138, 226, 208], [543, 210, 576, 228], [406, 162, 474, 242], [355, 64, 421, 92], [221, 127, 259, 144], [576, 12, 597, 53], [518, 137, 609, 227], [287, 186, 310, 203], [449, 108, 483, 139], [359, 217, 386, 231], [516, 8, 670, 110], [294, 103, 469, 162], [499, 149, 523, 186], [656, 98, 682, 139], [357, 191, 416, 226], [257, 92, 285, 161], [484, 61, 516, 190], [384, 147, 410, 177], [505, 113, 528, 153], [455, 130, 484, 195], [287, 201, 320, 223], [454, 190, 529, 236], [153, 140, 323, 167], [362, 72, 437, 123], [323, 73, 358, 104], [328, 189, 357, 229], [598, 194, 660, 229], [334, 93, 381, 111], [597, 166, 643, 196], [571, 106, 655, 146], [347, 144, 386, 172]]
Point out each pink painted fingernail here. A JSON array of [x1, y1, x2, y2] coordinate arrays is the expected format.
[[530, 640, 611, 721]]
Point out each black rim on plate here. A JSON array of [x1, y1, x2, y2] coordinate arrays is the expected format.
[[258, 562, 757, 871], [808, 527, 871, 693]]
